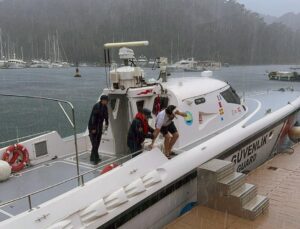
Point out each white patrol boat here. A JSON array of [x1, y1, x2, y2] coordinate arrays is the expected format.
[[1, 41, 300, 229]]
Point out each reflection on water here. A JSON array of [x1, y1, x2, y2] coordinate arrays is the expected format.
[[0, 65, 299, 143]]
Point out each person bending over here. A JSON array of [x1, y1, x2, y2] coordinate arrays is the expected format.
[[150, 105, 187, 159], [135, 108, 154, 139], [127, 108, 154, 156]]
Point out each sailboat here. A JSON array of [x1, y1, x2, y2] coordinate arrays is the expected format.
[[29, 40, 51, 68], [49, 31, 70, 68]]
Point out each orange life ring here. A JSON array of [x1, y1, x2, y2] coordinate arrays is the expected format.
[[2, 144, 29, 172]]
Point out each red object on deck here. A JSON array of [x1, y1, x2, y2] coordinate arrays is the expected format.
[[100, 163, 118, 175]]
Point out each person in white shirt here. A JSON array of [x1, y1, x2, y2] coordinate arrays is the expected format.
[[150, 105, 187, 158]]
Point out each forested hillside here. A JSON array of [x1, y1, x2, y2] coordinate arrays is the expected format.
[[0, 0, 300, 64]]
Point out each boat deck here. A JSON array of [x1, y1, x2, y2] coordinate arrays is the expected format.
[[244, 90, 300, 126], [0, 151, 119, 222], [165, 143, 300, 229]]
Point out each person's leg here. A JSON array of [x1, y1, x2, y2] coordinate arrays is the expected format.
[[89, 133, 97, 162], [160, 126, 171, 157], [168, 122, 179, 155], [94, 133, 102, 161], [169, 132, 179, 153], [164, 133, 171, 157], [90, 132, 102, 163]]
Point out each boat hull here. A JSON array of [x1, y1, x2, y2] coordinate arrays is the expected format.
[[6, 63, 26, 69], [115, 114, 297, 229], [0, 61, 6, 68]]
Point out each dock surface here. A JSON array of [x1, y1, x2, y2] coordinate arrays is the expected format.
[[165, 144, 300, 229]]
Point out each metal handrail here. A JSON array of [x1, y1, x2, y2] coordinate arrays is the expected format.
[[0, 93, 81, 186], [0, 131, 50, 145], [0, 150, 143, 212]]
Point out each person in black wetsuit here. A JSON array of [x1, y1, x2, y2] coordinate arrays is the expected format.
[[88, 95, 109, 164], [127, 118, 144, 155]]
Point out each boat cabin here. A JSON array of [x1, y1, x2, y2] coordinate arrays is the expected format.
[[99, 48, 247, 156]]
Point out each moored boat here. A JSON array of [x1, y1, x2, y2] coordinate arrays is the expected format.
[[6, 58, 26, 69], [268, 71, 300, 81], [30, 59, 51, 68]]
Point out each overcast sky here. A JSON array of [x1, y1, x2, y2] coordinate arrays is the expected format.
[[238, 0, 300, 16]]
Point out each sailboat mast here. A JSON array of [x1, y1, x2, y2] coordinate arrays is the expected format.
[[171, 40, 173, 64], [44, 40, 47, 60], [48, 34, 52, 62], [53, 35, 56, 62], [7, 35, 10, 59], [56, 30, 60, 62], [21, 46, 24, 60], [0, 28, 3, 59]]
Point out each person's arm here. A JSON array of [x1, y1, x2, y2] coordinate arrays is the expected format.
[[175, 110, 187, 117], [150, 112, 164, 148], [144, 125, 154, 139], [90, 105, 98, 134], [150, 128, 160, 147], [104, 106, 109, 129]]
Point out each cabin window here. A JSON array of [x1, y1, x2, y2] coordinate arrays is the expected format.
[[195, 97, 206, 105], [136, 100, 144, 112], [220, 87, 240, 104]]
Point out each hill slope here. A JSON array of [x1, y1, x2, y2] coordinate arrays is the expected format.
[[0, 0, 300, 64]]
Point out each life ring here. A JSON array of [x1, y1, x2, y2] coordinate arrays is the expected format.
[[2, 144, 29, 172]]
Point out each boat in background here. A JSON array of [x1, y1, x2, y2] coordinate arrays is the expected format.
[[168, 58, 222, 72], [167, 58, 197, 71], [6, 54, 26, 69], [48, 31, 70, 68], [268, 71, 300, 81], [137, 55, 148, 66], [30, 59, 51, 68], [148, 58, 155, 66], [197, 60, 222, 71], [290, 66, 300, 70]]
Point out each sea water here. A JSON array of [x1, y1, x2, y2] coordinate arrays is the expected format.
[[0, 65, 298, 145]]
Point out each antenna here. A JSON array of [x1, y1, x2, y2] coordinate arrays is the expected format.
[[104, 41, 149, 49], [103, 41, 149, 89]]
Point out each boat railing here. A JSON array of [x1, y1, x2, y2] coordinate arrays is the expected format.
[[0, 131, 51, 147], [0, 150, 142, 213], [0, 93, 81, 185]]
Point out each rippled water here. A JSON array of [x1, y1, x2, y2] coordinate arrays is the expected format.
[[0, 65, 299, 144]]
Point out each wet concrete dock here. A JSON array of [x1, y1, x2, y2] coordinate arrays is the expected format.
[[165, 144, 300, 229]]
